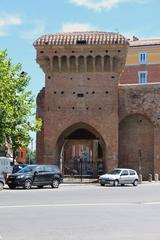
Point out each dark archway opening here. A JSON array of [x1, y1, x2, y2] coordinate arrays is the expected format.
[[58, 126, 105, 178], [66, 128, 98, 140]]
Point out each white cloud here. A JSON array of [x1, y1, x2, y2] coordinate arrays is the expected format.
[[0, 13, 46, 40], [70, 0, 144, 11], [62, 23, 95, 32], [0, 14, 22, 36], [0, 15, 22, 27]]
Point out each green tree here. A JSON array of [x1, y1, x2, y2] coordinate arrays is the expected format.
[[0, 50, 41, 162]]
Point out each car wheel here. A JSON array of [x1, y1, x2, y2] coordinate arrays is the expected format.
[[133, 179, 138, 186], [100, 183, 105, 186], [0, 182, 4, 191], [51, 179, 59, 188], [24, 179, 32, 189], [8, 184, 16, 189], [113, 180, 119, 187], [38, 185, 43, 189]]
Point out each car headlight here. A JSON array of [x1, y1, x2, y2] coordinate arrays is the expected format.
[[16, 175, 24, 179]]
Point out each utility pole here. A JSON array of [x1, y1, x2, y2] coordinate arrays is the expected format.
[[138, 149, 142, 183], [138, 149, 142, 174]]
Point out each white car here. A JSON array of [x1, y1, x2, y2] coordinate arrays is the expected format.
[[0, 157, 13, 175], [99, 168, 139, 187]]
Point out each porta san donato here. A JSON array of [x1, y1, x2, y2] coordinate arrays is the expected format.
[[34, 31, 160, 180]]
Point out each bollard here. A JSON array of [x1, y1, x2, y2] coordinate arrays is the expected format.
[[148, 173, 152, 182], [154, 173, 159, 182], [138, 174, 142, 183]]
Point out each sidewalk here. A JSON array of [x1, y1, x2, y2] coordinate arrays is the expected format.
[[63, 177, 98, 184], [63, 177, 160, 185]]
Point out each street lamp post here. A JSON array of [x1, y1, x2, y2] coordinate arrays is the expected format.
[[80, 157, 82, 183], [138, 149, 142, 174], [138, 149, 142, 183]]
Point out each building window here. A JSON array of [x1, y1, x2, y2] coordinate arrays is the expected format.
[[138, 71, 148, 84], [139, 52, 147, 64]]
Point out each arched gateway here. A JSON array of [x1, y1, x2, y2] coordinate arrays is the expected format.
[[34, 31, 128, 177], [56, 122, 106, 176]]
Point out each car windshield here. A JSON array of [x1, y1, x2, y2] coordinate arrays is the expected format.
[[108, 169, 121, 175], [18, 166, 36, 173]]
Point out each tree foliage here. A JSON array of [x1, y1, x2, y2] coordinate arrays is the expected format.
[[0, 50, 41, 156]]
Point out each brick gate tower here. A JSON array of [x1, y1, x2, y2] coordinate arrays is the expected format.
[[34, 32, 128, 174]]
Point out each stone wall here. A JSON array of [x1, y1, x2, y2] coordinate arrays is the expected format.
[[119, 83, 160, 178]]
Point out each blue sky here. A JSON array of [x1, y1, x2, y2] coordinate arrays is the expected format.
[[0, 0, 159, 95], [0, 0, 159, 147]]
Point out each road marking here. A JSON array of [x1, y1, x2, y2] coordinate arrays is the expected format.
[[0, 201, 160, 209], [0, 203, 132, 209], [144, 202, 160, 205]]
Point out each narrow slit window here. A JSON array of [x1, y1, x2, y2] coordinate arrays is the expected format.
[[77, 93, 84, 97]]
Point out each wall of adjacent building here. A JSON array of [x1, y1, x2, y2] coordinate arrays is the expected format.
[[120, 42, 160, 84]]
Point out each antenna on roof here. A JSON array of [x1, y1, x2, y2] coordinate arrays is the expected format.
[[133, 36, 139, 41]]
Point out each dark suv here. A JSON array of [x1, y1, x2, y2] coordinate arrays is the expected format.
[[6, 164, 63, 189], [13, 164, 27, 173]]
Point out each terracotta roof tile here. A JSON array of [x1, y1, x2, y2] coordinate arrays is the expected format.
[[33, 31, 128, 47]]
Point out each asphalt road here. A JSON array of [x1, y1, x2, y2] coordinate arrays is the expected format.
[[1, 183, 160, 240]]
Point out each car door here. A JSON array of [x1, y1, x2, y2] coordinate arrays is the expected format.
[[129, 170, 137, 183], [119, 170, 130, 184], [42, 165, 54, 184], [33, 166, 46, 185]]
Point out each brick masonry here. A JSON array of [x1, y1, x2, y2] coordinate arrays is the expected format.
[[120, 64, 160, 84], [34, 32, 160, 179]]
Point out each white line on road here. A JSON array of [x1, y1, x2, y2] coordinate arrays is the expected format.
[[0, 201, 160, 209], [144, 202, 160, 205]]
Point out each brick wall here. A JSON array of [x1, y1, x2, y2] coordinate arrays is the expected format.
[[120, 63, 160, 84]]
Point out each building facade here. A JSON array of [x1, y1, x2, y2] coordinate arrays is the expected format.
[[0, 144, 26, 163], [121, 38, 160, 84], [34, 32, 160, 179], [16, 146, 26, 163]]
